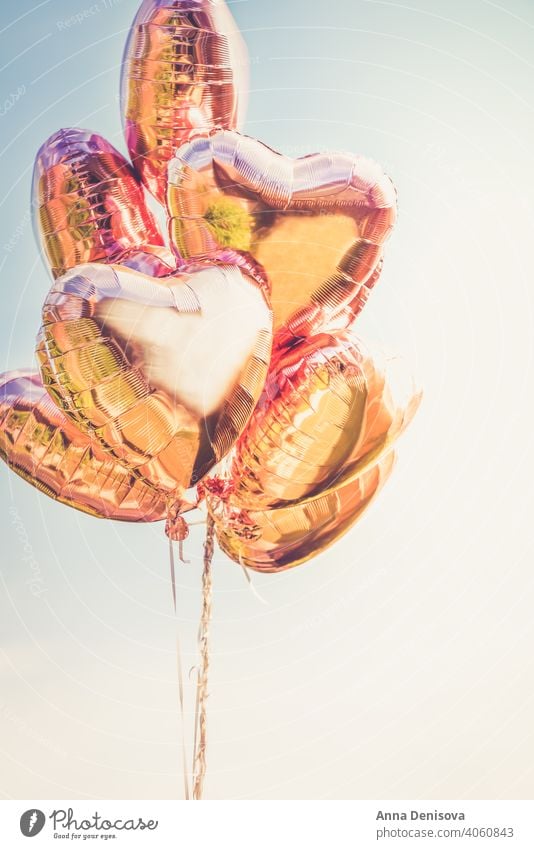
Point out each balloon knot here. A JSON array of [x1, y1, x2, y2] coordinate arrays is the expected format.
[[165, 504, 189, 542], [228, 509, 261, 541], [197, 477, 235, 502]]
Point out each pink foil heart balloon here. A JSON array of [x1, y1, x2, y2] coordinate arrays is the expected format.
[[0, 371, 167, 522], [32, 128, 173, 279]]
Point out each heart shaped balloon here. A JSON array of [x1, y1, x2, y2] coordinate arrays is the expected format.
[[39, 261, 272, 496], [167, 130, 397, 334], [121, 0, 249, 204], [0, 371, 166, 522], [204, 333, 420, 571], [207, 452, 396, 572], [225, 332, 421, 510], [32, 128, 173, 279]]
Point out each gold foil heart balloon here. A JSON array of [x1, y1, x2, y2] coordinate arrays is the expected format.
[[39, 261, 272, 497], [0, 371, 166, 522], [223, 332, 421, 510], [167, 130, 397, 334], [206, 453, 396, 573], [121, 0, 249, 204], [202, 332, 421, 571], [32, 128, 174, 279]]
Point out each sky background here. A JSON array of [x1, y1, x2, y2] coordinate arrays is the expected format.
[[1, 0, 534, 800]]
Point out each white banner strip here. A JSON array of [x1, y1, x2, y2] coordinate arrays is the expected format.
[[1, 800, 534, 847]]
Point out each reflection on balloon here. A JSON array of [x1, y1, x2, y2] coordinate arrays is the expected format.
[[0, 0, 423, 806], [207, 453, 396, 572], [8, 1, 418, 579], [121, 0, 249, 203], [203, 331, 421, 571], [0, 371, 166, 521], [167, 130, 396, 333], [225, 332, 421, 510], [39, 261, 273, 496], [117, 245, 176, 278], [32, 127, 172, 279]]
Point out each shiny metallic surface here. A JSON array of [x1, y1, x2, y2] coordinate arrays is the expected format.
[[205, 332, 420, 571], [118, 245, 176, 277], [121, 0, 248, 203], [225, 332, 420, 509], [0, 371, 166, 522], [229, 332, 369, 508], [39, 261, 273, 496], [32, 128, 169, 279], [167, 130, 397, 333], [208, 453, 396, 572]]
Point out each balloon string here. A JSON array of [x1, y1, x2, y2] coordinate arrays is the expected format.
[[191, 667, 200, 787], [169, 536, 177, 612], [239, 558, 269, 606], [169, 537, 191, 801], [192, 514, 215, 800], [179, 539, 191, 564]]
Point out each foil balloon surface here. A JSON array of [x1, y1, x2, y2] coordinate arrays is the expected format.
[[121, 0, 249, 204], [167, 130, 397, 333], [32, 128, 173, 279], [1, 3, 419, 576], [39, 261, 273, 496], [207, 453, 396, 572], [0, 371, 166, 522], [227, 332, 421, 510], [204, 333, 421, 571]]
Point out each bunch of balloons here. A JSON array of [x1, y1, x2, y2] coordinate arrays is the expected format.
[[1, 0, 420, 574]]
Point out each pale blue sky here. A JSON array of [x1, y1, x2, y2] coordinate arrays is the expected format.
[[1, 0, 534, 800]]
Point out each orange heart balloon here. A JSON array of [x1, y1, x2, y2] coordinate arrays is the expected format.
[[121, 0, 249, 204], [206, 453, 396, 573], [32, 128, 173, 279], [167, 130, 397, 335], [0, 371, 166, 522], [202, 331, 421, 571], [39, 261, 272, 497], [224, 332, 421, 510]]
